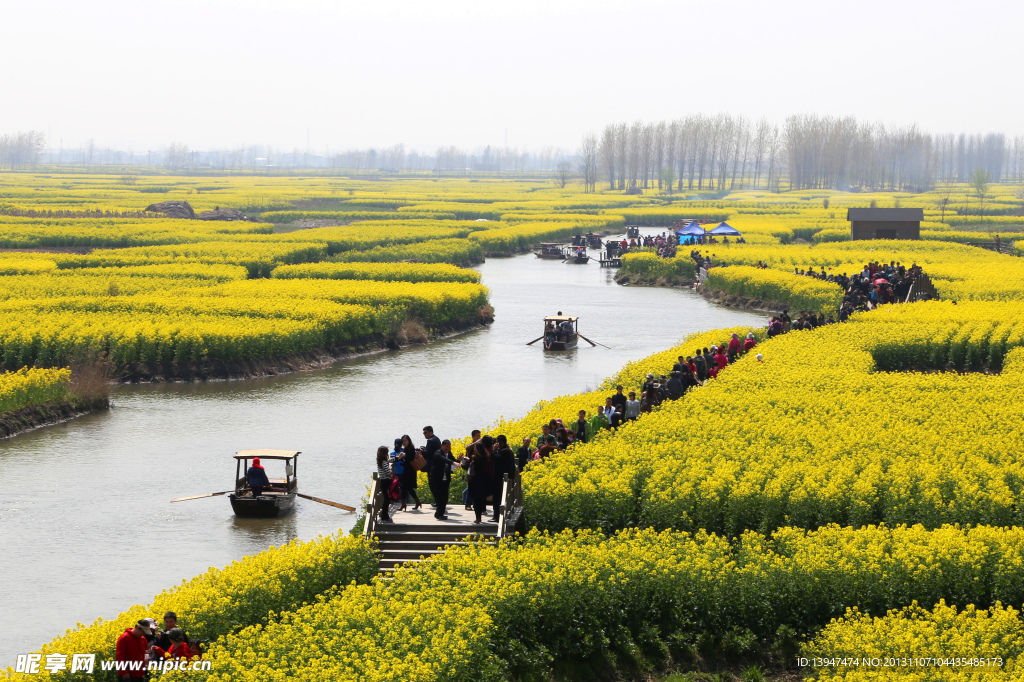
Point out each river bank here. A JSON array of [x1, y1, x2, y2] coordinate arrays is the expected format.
[[0, 396, 110, 439], [696, 285, 792, 314], [116, 310, 494, 383]]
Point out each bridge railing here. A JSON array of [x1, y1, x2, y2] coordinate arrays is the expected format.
[[362, 473, 385, 540], [497, 472, 525, 540]]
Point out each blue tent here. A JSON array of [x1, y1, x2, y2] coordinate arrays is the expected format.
[[676, 222, 706, 236], [708, 222, 741, 236]]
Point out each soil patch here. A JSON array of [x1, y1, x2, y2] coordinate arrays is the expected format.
[[0, 396, 110, 439], [614, 272, 696, 288], [697, 286, 790, 314]]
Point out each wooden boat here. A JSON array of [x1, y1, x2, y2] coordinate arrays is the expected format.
[[542, 315, 579, 351], [534, 242, 565, 259], [229, 450, 299, 517], [564, 245, 590, 264], [626, 225, 641, 239]]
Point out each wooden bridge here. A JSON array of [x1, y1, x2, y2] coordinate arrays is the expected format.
[[363, 471, 525, 573], [905, 272, 939, 303]]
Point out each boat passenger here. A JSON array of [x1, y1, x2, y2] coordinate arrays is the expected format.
[[246, 457, 271, 498]]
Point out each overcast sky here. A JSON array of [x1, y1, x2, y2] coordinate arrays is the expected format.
[[1, 0, 1021, 153]]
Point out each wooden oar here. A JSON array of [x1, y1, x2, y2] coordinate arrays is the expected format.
[[297, 493, 356, 512], [578, 334, 611, 349], [171, 491, 233, 503], [525, 336, 545, 345]]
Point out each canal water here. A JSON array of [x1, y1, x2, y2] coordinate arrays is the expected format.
[[0, 239, 764, 662]]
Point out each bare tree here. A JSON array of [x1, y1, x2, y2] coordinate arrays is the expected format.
[[554, 160, 574, 189], [0, 131, 45, 169], [970, 167, 991, 226], [935, 178, 955, 223], [600, 125, 617, 190], [165, 142, 191, 170], [577, 134, 600, 193]]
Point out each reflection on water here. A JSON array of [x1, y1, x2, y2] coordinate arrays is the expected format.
[[228, 515, 302, 550], [0, 232, 766, 661]]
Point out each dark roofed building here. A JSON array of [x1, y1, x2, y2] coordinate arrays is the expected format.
[[847, 208, 923, 241]]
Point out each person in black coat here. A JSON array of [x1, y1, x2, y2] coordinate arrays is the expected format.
[[246, 457, 271, 497], [428, 439, 459, 520], [422, 426, 441, 472], [490, 435, 517, 522], [397, 434, 421, 511], [515, 437, 532, 472], [464, 437, 494, 524]]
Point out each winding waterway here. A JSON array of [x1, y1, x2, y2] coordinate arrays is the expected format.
[[0, 235, 764, 662]]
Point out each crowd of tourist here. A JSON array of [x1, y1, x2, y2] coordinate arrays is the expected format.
[[762, 260, 925, 332], [113, 612, 203, 678], [373, 333, 766, 525]]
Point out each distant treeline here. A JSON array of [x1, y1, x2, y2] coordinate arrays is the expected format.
[[577, 115, 1024, 194]]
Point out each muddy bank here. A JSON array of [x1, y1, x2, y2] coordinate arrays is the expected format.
[[0, 396, 110, 439], [118, 314, 494, 383], [697, 286, 790, 314], [614, 272, 696, 288]]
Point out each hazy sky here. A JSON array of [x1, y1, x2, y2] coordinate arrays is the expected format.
[[1, 0, 1021, 152]]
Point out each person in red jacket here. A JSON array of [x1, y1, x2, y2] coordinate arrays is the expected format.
[[115, 618, 156, 680], [743, 332, 757, 354], [151, 628, 192, 662], [714, 346, 729, 371], [727, 333, 742, 361]]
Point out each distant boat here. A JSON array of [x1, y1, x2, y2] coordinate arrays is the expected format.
[[542, 315, 579, 351], [564, 245, 590, 264], [229, 450, 299, 517], [534, 243, 565, 259]]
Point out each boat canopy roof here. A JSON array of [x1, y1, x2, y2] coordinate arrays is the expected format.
[[544, 315, 578, 322], [539, 242, 562, 247], [235, 449, 300, 460]]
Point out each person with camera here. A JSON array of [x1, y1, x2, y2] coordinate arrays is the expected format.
[[154, 612, 188, 652]]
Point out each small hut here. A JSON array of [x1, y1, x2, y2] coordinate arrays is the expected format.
[[847, 208, 922, 240]]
